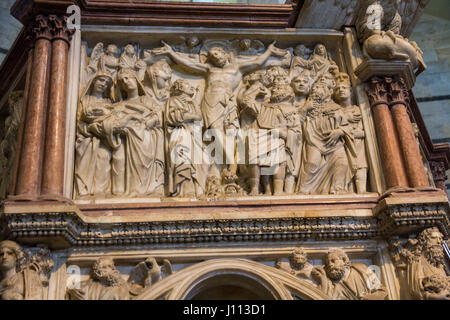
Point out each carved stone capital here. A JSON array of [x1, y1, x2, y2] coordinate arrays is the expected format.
[[386, 77, 409, 108], [32, 15, 52, 42], [49, 15, 74, 44], [365, 76, 388, 107]]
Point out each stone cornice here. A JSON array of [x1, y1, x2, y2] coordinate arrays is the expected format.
[[11, 0, 301, 29], [1, 191, 448, 249]]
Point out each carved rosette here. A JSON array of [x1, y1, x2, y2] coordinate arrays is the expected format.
[[48, 15, 74, 44]]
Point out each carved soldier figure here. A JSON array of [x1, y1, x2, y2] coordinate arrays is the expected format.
[[67, 257, 171, 300], [240, 67, 291, 195], [165, 79, 207, 197], [397, 228, 450, 300], [154, 40, 288, 181], [75, 71, 114, 197], [275, 247, 313, 279], [333, 73, 368, 193], [296, 79, 353, 194], [311, 248, 387, 300], [0, 241, 52, 300]]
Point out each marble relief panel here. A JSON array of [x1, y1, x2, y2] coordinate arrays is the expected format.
[[74, 36, 370, 200]]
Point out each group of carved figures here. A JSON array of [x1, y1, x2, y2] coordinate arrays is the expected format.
[[75, 38, 369, 199], [1, 228, 448, 300]]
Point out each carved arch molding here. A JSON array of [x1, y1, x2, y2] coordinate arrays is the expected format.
[[135, 258, 329, 300]]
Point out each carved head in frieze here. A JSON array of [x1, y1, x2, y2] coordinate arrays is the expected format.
[[124, 44, 135, 56], [417, 227, 445, 268], [313, 43, 328, 59], [333, 73, 352, 103], [91, 257, 125, 287], [310, 81, 332, 104], [117, 68, 146, 99], [0, 240, 24, 274], [289, 247, 308, 269], [291, 70, 313, 96], [324, 248, 351, 281], [106, 44, 119, 57], [208, 46, 230, 68], [186, 36, 200, 49], [171, 79, 195, 98]]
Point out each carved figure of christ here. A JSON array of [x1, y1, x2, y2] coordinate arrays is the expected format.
[[154, 41, 287, 178]]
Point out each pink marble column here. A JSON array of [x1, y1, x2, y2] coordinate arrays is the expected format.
[[387, 77, 429, 188], [41, 15, 73, 199], [365, 77, 409, 189], [15, 15, 52, 199]]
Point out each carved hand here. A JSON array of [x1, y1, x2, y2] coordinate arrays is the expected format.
[[153, 40, 173, 56], [324, 129, 344, 148], [311, 266, 326, 284]]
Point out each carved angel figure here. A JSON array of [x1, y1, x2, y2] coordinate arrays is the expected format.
[[0, 241, 53, 300], [119, 44, 147, 80], [67, 257, 172, 300], [275, 247, 313, 279], [290, 43, 338, 83]]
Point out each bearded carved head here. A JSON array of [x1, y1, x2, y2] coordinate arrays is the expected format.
[[417, 227, 445, 268], [91, 257, 124, 287], [325, 248, 351, 281]]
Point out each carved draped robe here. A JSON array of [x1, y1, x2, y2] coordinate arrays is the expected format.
[[165, 95, 207, 197], [102, 95, 165, 197], [0, 268, 43, 300], [319, 263, 386, 300], [75, 95, 113, 197], [297, 100, 353, 194]]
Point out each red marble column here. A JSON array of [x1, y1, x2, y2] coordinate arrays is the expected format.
[[41, 15, 73, 198], [366, 77, 409, 189], [387, 77, 430, 188], [15, 15, 52, 198]]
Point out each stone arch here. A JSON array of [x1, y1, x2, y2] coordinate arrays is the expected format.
[[135, 258, 329, 300]]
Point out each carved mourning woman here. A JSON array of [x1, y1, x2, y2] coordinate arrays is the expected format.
[[75, 71, 114, 197], [165, 79, 207, 197], [145, 59, 173, 105], [104, 68, 165, 197], [290, 43, 338, 83]]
